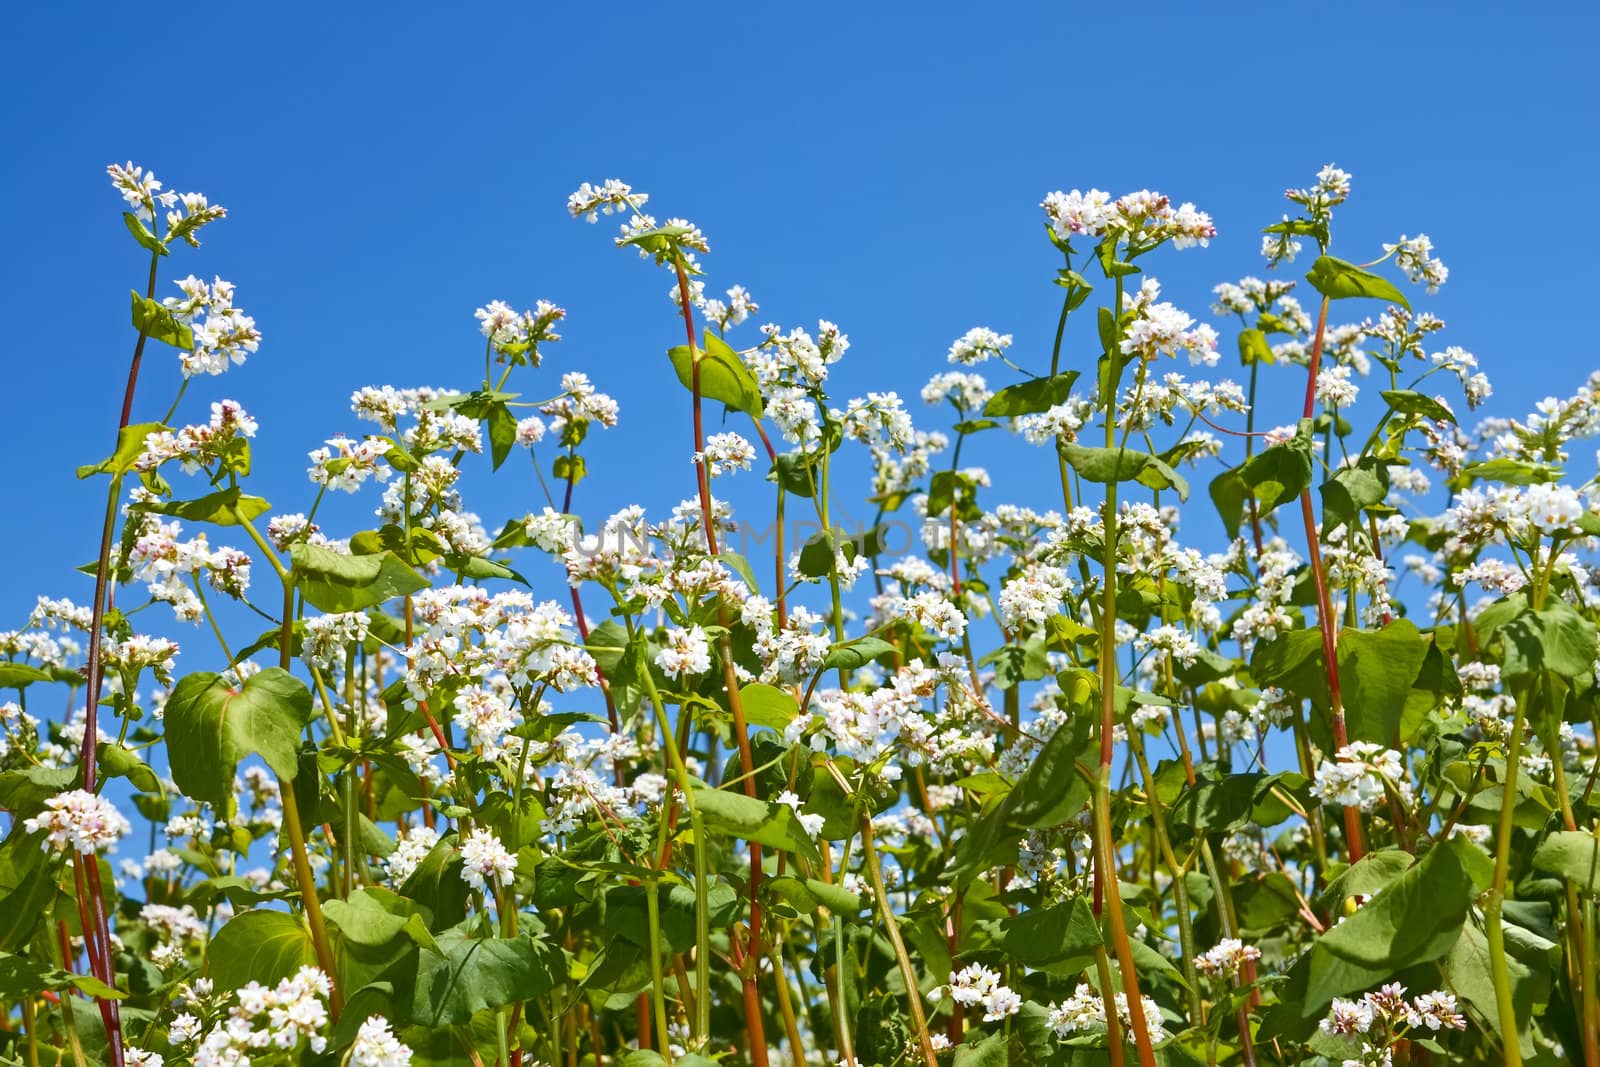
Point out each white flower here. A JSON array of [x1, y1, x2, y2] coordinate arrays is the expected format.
[[459, 828, 517, 895], [1194, 937, 1262, 980], [385, 825, 440, 887], [656, 625, 712, 678], [776, 790, 826, 840], [24, 790, 131, 854], [947, 327, 1014, 366], [945, 964, 1022, 1021], [568, 178, 647, 221], [695, 432, 757, 477], [1384, 234, 1448, 293], [349, 1016, 414, 1067]]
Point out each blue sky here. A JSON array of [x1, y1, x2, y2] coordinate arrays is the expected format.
[[1, 2, 1595, 639]]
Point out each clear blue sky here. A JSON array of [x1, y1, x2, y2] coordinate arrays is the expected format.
[[2, 3, 1596, 633]]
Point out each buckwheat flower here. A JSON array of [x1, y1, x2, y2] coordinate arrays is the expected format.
[[1311, 742, 1408, 812], [1263, 424, 1298, 447], [125, 1048, 164, 1067], [947, 326, 1014, 366], [307, 436, 393, 493], [1385, 234, 1448, 293], [515, 416, 546, 447], [108, 161, 173, 221], [656, 625, 712, 678], [1262, 220, 1304, 267], [302, 612, 370, 672], [998, 566, 1071, 629], [267, 513, 317, 551], [1321, 996, 1376, 1036], [159, 276, 261, 378], [1406, 991, 1466, 1031], [168, 1013, 202, 1046], [165, 191, 227, 248], [703, 284, 760, 331], [1134, 624, 1202, 668], [1016, 401, 1086, 445], [25, 789, 131, 854], [1046, 983, 1167, 1042], [839, 392, 915, 452], [1517, 482, 1585, 533], [1316, 365, 1361, 408], [1195, 937, 1262, 980], [775, 790, 826, 840], [1287, 163, 1352, 216], [567, 178, 647, 221], [102, 634, 180, 687], [904, 591, 967, 642], [1041, 188, 1115, 238], [459, 828, 517, 895], [349, 1016, 414, 1067], [921, 371, 992, 412], [1120, 299, 1219, 366], [695, 431, 756, 477], [453, 687, 521, 761]]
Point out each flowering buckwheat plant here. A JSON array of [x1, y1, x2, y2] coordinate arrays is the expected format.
[[1, 161, 1597, 1067]]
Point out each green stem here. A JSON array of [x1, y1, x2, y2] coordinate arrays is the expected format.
[[1485, 680, 1530, 1067], [1094, 272, 1158, 1067], [860, 816, 937, 1067]]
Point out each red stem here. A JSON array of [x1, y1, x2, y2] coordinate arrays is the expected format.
[[1299, 295, 1365, 862], [672, 258, 770, 1067]]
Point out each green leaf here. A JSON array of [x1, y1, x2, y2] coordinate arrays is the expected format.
[[1171, 770, 1308, 839], [0, 766, 78, 816], [1381, 389, 1456, 425], [0, 663, 53, 690], [770, 451, 822, 498], [1253, 621, 1431, 744], [1304, 837, 1482, 1010], [1489, 600, 1598, 679], [1532, 831, 1600, 894], [1337, 620, 1432, 744], [1317, 849, 1415, 911], [739, 683, 799, 731], [820, 637, 894, 672], [0, 863, 62, 952], [765, 876, 864, 917], [163, 668, 314, 808], [1321, 457, 1390, 535], [953, 1032, 1008, 1067], [1458, 458, 1558, 487], [130, 290, 194, 349], [667, 332, 763, 417], [998, 897, 1101, 965], [1059, 443, 1189, 501], [291, 543, 429, 613], [1306, 255, 1411, 310], [983, 372, 1079, 417], [947, 716, 1093, 885], [136, 487, 271, 527], [1238, 328, 1275, 365], [411, 931, 564, 1027], [122, 213, 168, 256], [77, 422, 168, 479], [205, 910, 318, 991], [690, 787, 822, 866], [325, 887, 433, 948], [1444, 920, 1535, 1052], [1238, 421, 1314, 516], [97, 743, 160, 793], [486, 401, 518, 471], [1209, 468, 1248, 539]]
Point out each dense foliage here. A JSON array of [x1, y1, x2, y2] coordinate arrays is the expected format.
[[1, 162, 1597, 1067]]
